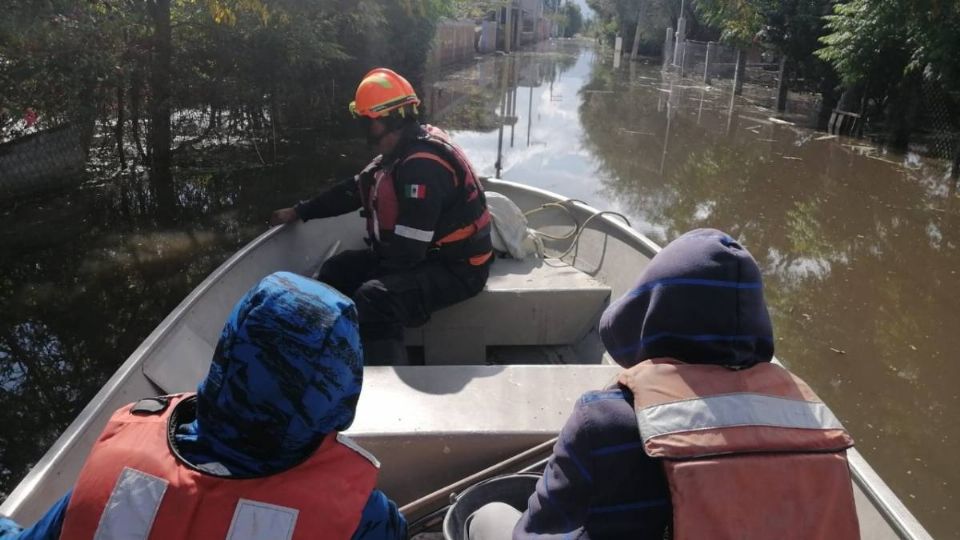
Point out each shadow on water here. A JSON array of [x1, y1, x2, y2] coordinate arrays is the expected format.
[[428, 39, 960, 538], [0, 151, 367, 498]]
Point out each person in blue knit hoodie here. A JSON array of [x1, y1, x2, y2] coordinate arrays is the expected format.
[[465, 228, 776, 539], [0, 272, 407, 540]]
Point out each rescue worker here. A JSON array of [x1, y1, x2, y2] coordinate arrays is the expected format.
[[270, 68, 492, 366], [462, 229, 859, 540], [0, 272, 406, 540]]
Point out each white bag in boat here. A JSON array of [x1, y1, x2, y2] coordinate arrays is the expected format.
[[485, 191, 543, 259]]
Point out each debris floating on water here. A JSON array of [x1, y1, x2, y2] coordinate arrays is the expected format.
[[829, 347, 846, 355], [768, 117, 795, 125]]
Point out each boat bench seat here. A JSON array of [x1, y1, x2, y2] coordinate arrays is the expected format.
[[347, 364, 621, 504], [403, 257, 611, 364]]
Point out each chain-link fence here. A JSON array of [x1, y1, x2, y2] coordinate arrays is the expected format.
[[661, 35, 824, 128], [0, 124, 86, 198], [663, 36, 780, 91]]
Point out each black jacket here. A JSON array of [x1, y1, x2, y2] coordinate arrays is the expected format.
[[295, 125, 491, 271]]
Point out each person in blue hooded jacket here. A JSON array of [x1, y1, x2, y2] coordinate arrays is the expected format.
[[0, 271, 406, 540], [460, 228, 776, 540]]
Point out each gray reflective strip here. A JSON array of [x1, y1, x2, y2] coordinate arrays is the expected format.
[[337, 433, 381, 468], [226, 499, 298, 540], [637, 393, 844, 441], [394, 224, 435, 242], [372, 174, 383, 241], [93, 467, 168, 540]]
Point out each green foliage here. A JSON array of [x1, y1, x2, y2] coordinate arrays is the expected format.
[[817, 0, 960, 89], [586, 0, 637, 43], [0, 0, 454, 142], [694, 0, 831, 61], [0, 1, 127, 134], [693, 0, 765, 46], [452, 0, 507, 20], [586, 0, 696, 52], [562, 2, 584, 37]]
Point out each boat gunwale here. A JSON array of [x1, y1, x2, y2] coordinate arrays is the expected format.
[[0, 222, 289, 519]]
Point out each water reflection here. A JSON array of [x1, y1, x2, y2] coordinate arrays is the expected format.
[[433, 40, 959, 537], [0, 154, 368, 498]]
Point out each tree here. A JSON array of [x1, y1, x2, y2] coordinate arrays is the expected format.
[[586, 0, 707, 53], [453, 0, 506, 20], [1, 0, 455, 166], [817, 0, 960, 166], [562, 2, 584, 37], [695, 0, 837, 118], [818, 0, 960, 90]]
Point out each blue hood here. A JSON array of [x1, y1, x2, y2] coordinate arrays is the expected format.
[[600, 228, 774, 369], [176, 271, 364, 476]]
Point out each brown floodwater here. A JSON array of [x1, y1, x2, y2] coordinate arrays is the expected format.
[[426, 40, 960, 538], [1, 39, 958, 537]]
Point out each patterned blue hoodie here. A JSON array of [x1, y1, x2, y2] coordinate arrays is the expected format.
[[514, 229, 774, 539], [1, 272, 406, 540]]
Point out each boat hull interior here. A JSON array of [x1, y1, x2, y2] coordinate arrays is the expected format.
[[0, 179, 928, 538]]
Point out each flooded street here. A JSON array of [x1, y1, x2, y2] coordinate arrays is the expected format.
[[2, 39, 959, 536], [430, 40, 960, 537]]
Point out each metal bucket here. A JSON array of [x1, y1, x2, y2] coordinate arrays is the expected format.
[[442, 473, 540, 540]]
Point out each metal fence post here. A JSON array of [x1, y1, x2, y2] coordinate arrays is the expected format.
[[678, 40, 687, 77], [630, 5, 643, 61], [775, 56, 789, 111], [663, 27, 674, 70], [733, 48, 746, 95], [673, 16, 687, 66], [614, 35, 623, 68]]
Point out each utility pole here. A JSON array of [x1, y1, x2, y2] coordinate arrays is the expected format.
[[504, 1, 513, 53], [703, 41, 715, 84], [630, 2, 643, 61], [672, 0, 686, 66], [614, 35, 623, 68], [663, 26, 674, 69]]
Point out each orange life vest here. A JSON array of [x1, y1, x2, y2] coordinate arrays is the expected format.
[[359, 124, 492, 266], [618, 358, 860, 540], [59, 393, 379, 540]]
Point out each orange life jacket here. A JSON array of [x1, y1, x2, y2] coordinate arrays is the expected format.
[[359, 124, 492, 266], [618, 358, 860, 540], [59, 393, 379, 540]]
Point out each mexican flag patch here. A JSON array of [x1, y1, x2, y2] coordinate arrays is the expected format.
[[406, 184, 427, 199]]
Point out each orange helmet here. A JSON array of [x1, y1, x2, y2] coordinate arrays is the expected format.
[[349, 68, 421, 119]]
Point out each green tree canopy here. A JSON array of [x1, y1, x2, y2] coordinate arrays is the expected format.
[[694, 0, 831, 62], [817, 0, 960, 89], [562, 2, 584, 37]]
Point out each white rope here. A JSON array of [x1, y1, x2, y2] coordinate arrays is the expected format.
[[523, 199, 631, 260]]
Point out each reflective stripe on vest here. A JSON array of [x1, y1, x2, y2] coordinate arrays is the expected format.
[[60, 393, 379, 540], [620, 358, 854, 458], [618, 359, 859, 540]]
